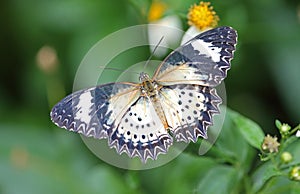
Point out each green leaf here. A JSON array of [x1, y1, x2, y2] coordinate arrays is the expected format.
[[229, 109, 265, 149], [275, 119, 282, 130], [85, 166, 135, 194], [251, 162, 282, 193], [285, 136, 300, 162], [212, 107, 255, 166], [139, 154, 218, 194], [196, 165, 241, 194], [257, 176, 300, 194]]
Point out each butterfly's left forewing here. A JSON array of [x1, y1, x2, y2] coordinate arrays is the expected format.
[[50, 82, 141, 139], [153, 26, 237, 87]]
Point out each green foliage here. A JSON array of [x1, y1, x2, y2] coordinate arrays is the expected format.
[[1, 0, 300, 194], [2, 108, 299, 193], [252, 135, 300, 193], [231, 111, 265, 149]]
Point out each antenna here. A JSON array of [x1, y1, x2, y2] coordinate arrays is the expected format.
[[99, 36, 164, 76], [143, 36, 164, 70]]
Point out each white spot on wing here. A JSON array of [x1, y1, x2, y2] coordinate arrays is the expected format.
[[74, 92, 93, 124], [118, 97, 165, 143], [190, 40, 221, 62]]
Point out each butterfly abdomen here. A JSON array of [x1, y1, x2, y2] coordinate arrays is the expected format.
[[140, 77, 169, 130], [150, 95, 169, 130]]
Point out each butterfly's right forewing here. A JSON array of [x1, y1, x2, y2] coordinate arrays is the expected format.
[[153, 26, 237, 87]]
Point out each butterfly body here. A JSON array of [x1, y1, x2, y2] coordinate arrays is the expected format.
[[50, 26, 237, 162], [140, 72, 169, 130], [140, 72, 158, 97]]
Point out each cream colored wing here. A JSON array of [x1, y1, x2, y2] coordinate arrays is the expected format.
[[153, 26, 237, 87], [158, 84, 221, 143], [108, 96, 173, 163], [50, 82, 141, 139]]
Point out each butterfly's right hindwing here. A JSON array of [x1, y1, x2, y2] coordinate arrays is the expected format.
[[159, 84, 221, 143]]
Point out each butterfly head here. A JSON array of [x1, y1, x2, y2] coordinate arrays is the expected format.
[[139, 72, 150, 82]]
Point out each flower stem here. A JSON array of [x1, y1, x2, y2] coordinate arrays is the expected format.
[[290, 124, 300, 135]]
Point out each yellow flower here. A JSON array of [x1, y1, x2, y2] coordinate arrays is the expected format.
[[261, 134, 280, 153], [188, 1, 219, 31], [181, 1, 219, 45], [148, 1, 167, 22]]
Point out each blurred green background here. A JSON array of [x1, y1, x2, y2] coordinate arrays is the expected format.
[[1, 0, 299, 193]]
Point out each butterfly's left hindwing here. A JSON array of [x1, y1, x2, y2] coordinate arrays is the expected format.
[[50, 83, 140, 139], [153, 26, 237, 87], [108, 96, 173, 162]]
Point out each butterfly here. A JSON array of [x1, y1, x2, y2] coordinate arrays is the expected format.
[[50, 26, 237, 163]]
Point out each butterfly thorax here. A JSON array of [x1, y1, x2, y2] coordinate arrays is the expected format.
[[139, 72, 169, 130], [139, 72, 158, 97]]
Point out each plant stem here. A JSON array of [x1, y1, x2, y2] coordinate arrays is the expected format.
[[280, 162, 300, 171], [290, 124, 300, 135]]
